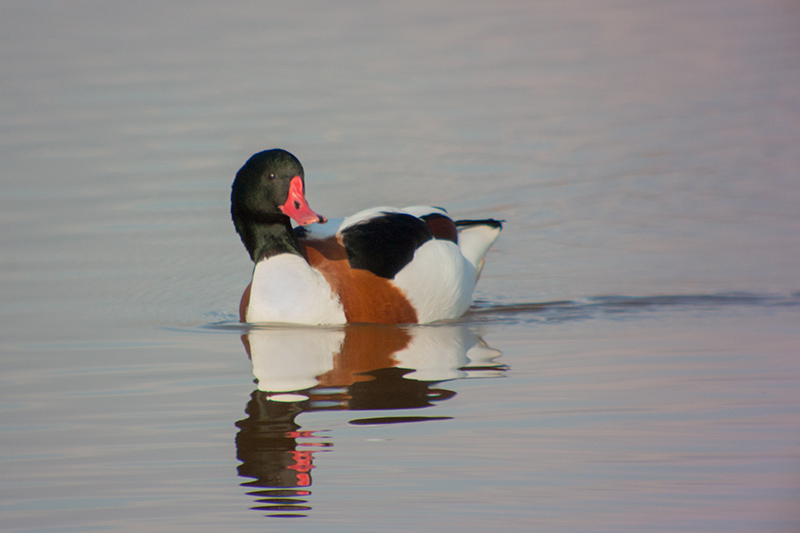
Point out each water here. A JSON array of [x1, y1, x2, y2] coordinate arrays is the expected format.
[[2, 1, 799, 531]]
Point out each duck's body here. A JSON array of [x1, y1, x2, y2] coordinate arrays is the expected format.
[[232, 149, 502, 325]]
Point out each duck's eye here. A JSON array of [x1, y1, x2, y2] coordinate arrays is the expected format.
[[267, 173, 276, 181]]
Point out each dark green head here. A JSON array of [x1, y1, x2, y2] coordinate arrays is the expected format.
[[232, 149, 303, 218], [231, 149, 325, 261]]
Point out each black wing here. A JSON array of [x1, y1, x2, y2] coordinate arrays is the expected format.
[[340, 212, 433, 279]]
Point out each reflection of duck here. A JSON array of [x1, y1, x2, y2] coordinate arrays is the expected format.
[[235, 323, 504, 518], [242, 323, 504, 399], [231, 148, 502, 325]]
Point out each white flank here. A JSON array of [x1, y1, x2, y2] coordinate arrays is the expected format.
[[246, 254, 347, 325], [392, 239, 477, 323]]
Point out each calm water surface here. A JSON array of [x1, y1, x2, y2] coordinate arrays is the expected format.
[[2, 1, 799, 531]]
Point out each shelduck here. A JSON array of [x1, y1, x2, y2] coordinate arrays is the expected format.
[[231, 149, 502, 325]]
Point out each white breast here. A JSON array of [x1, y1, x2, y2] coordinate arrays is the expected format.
[[246, 254, 347, 325]]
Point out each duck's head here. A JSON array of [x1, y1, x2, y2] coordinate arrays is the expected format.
[[231, 148, 326, 227], [232, 149, 326, 261]]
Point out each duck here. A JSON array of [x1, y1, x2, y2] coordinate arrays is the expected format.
[[231, 148, 502, 325]]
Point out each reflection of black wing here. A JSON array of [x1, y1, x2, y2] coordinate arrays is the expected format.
[[341, 213, 432, 279], [347, 367, 456, 410]]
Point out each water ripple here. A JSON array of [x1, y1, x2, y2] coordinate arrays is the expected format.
[[468, 291, 800, 324]]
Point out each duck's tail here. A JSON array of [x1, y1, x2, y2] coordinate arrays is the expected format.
[[455, 219, 503, 278]]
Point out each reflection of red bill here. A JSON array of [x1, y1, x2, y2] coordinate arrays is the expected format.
[[280, 176, 327, 225], [289, 450, 314, 486]]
